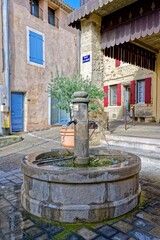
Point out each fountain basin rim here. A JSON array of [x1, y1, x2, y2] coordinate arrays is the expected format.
[[21, 148, 141, 183]]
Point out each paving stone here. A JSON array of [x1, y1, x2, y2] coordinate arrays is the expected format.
[[25, 226, 44, 238], [149, 226, 160, 238], [133, 218, 155, 231], [112, 220, 133, 233], [97, 225, 117, 238], [0, 221, 11, 235], [3, 182, 15, 187], [0, 204, 16, 215], [6, 176, 19, 180], [93, 236, 109, 240], [148, 200, 160, 207], [7, 228, 26, 240], [77, 227, 98, 240], [144, 205, 160, 217], [66, 233, 85, 240], [34, 233, 50, 240], [4, 193, 17, 201], [136, 211, 160, 225], [10, 178, 23, 184], [0, 182, 13, 188], [19, 218, 35, 229], [7, 211, 26, 227], [37, 221, 57, 230], [111, 232, 129, 240], [124, 215, 137, 224], [128, 228, 160, 240], [48, 226, 64, 236]]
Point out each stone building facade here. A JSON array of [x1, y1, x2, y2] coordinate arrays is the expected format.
[[0, 0, 78, 134], [69, 0, 160, 123], [103, 57, 156, 122]]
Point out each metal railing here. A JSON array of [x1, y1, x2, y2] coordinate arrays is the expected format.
[[124, 106, 135, 130]]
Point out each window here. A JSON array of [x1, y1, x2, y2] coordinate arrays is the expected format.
[[137, 80, 145, 103], [48, 7, 55, 26], [110, 85, 117, 106], [27, 27, 45, 67], [30, 0, 39, 17], [104, 84, 121, 107], [130, 78, 151, 104], [30, 0, 43, 19], [115, 59, 129, 67]]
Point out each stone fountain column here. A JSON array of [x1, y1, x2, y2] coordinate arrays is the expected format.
[[72, 91, 90, 166]]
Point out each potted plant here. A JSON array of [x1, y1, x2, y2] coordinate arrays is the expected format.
[[48, 72, 104, 148]]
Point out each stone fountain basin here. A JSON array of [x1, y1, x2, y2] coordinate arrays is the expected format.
[[21, 148, 141, 223]]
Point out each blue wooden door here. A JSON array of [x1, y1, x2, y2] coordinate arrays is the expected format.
[[11, 92, 24, 132], [51, 97, 69, 124]]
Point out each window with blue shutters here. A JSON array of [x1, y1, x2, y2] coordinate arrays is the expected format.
[[27, 27, 45, 67]]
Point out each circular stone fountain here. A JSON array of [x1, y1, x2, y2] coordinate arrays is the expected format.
[[21, 92, 141, 223]]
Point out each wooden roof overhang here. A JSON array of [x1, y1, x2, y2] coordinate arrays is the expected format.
[[68, 0, 160, 71]]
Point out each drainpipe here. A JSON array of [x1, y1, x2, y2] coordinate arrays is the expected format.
[[2, 0, 10, 135], [78, 29, 81, 74]]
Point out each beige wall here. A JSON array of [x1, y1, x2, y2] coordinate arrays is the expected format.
[[9, 0, 78, 131]]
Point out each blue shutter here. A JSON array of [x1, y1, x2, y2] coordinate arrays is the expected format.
[[29, 30, 43, 65], [36, 34, 43, 64]]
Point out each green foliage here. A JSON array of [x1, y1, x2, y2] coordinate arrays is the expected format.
[[48, 73, 104, 114]]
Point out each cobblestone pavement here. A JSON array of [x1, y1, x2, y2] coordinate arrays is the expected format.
[[0, 169, 160, 240], [0, 127, 160, 239]]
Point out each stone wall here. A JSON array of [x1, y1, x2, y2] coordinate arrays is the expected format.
[[9, 0, 78, 131], [80, 14, 103, 88], [80, 13, 157, 122], [103, 56, 156, 121]]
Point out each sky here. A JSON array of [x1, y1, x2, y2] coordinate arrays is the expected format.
[[64, 0, 80, 9]]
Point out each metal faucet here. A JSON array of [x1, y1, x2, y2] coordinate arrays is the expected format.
[[67, 119, 77, 126]]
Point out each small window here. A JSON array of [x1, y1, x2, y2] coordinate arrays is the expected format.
[[27, 27, 45, 67], [48, 7, 55, 26], [30, 0, 43, 19], [137, 80, 145, 103], [110, 85, 117, 106]]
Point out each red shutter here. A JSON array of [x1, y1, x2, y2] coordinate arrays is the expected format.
[[130, 80, 136, 104], [115, 60, 121, 67], [103, 86, 108, 107], [145, 78, 151, 104], [117, 84, 121, 106]]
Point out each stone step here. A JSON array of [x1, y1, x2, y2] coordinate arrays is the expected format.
[[102, 134, 160, 152], [104, 134, 160, 145], [101, 141, 160, 164]]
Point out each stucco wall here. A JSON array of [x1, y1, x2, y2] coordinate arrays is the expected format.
[[9, 0, 78, 131]]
